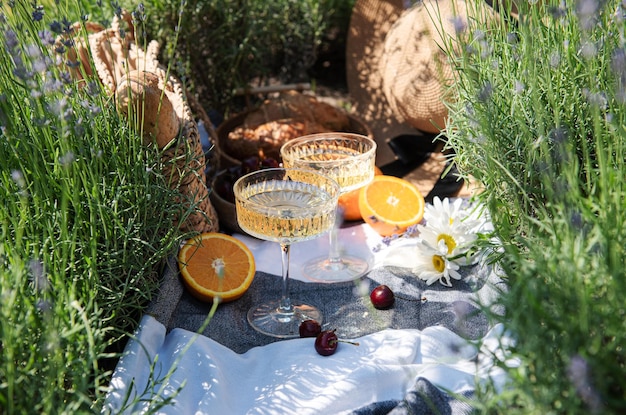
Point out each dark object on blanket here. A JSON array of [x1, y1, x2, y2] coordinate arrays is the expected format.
[[350, 377, 475, 415], [380, 134, 465, 203]]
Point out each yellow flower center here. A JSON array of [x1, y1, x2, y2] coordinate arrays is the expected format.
[[432, 254, 446, 273], [437, 233, 457, 254]]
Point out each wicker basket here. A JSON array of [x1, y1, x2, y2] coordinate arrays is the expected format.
[[209, 172, 243, 234]]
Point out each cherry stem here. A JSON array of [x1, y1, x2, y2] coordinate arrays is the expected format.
[[330, 339, 360, 347], [327, 330, 360, 347]]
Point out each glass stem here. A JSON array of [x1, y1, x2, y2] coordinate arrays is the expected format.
[[279, 243, 292, 313], [327, 206, 344, 266]]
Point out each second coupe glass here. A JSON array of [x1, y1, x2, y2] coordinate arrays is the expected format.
[[281, 132, 376, 282]]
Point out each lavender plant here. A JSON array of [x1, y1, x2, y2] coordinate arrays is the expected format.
[[0, 1, 189, 412], [442, 0, 626, 413]]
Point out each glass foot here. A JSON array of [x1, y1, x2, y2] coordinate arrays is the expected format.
[[247, 300, 323, 338], [302, 254, 370, 283]]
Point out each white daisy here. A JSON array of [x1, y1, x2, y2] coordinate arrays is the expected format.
[[413, 238, 463, 287], [424, 197, 465, 228], [459, 201, 491, 234], [424, 196, 486, 234], [416, 214, 478, 266]]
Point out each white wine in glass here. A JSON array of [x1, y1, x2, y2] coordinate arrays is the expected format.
[[234, 168, 339, 338], [281, 132, 376, 282]]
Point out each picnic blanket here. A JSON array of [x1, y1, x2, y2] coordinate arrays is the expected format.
[[104, 223, 515, 414]]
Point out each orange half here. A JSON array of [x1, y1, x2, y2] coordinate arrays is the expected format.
[[177, 233, 256, 302], [339, 165, 383, 221], [358, 175, 425, 236]]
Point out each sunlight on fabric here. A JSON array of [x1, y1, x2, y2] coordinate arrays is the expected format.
[[104, 315, 512, 414]]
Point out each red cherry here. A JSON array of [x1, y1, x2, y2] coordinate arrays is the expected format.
[[314, 329, 360, 356], [299, 319, 322, 338], [241, 156, 260, 174], [370, 285, 395, 309], [260, 157, 280, 169], [315, 330, 339, 356], [215, 178, 235, 203]]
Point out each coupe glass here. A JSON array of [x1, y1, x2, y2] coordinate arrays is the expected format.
[[280, 132, 377, 282], [233, 167, 339, 338]]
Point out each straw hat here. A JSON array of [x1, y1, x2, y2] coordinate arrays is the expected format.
[[346, 0, 418, 165], [380, 0, 497, 133], [346, 0, 490, 199]]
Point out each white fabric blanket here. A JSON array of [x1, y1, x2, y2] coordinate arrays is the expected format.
[[233, 223, 449, 281], [233, 223, 383, 282], [105, 314, 509, 414]]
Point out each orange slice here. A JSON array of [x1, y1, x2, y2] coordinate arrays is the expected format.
[[358, 175, 425, 236], [339, 166, 383, 221], [177, 233, 255, 302]]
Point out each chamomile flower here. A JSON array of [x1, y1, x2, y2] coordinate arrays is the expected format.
[[417, 219, 477, 265], [425, 196, 484, 232], [413, 238, 462, 287], [371, 196, 489, 286], [424, 196, 464, 227]]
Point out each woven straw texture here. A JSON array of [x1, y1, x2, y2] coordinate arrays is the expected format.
[[380, 0, 496, 133], [346, 0, 488, 199], [64, 12, 218, 233], [346, 0, 421, 165]]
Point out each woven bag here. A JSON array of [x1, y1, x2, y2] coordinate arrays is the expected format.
[[63, 12, 218, 233]]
